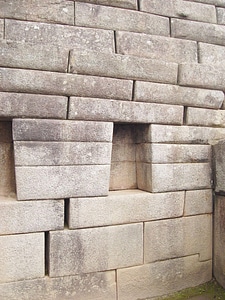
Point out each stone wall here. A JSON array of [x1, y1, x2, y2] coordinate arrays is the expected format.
[[0, 0, 225, 299]]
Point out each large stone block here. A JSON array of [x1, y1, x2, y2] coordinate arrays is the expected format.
[[75, 2, 169, 36], [49, 224, 143, 277], [110, 162, 137, 190], [68, 97, 183, 124], [13, 119, 113, 142], [0, 68, 132, 100], [69, 190, 184, 228], [217, 7, 225, 24], [171, 18, 225, 46], [187, 107, 225, 127], [116, 31, 197, 64], [76, 0, 137, 9], [0, 0, 74, 24], [145, 215, 212, 263], [0, 233, 44, 283], [0, 271, 116, 300], [0, 19, 3, 40], [117, 255, 212, 300], [5, 19, 114, 53], [134, 81, 223, 109], [0, 199, 64, 235], [140, 0, 216, 23], [184, 0, 225, 7], [199, 42, 225, 64], [184, 189, 212, 216], [15, 165, 111, 200], [213, 141, 225, 193], [69, 50, 178, 84], [0, 92, 67, 119]]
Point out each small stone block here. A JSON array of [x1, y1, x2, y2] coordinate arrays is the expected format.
[[184, 189, 212, 216], [187, 107, 225, 127]]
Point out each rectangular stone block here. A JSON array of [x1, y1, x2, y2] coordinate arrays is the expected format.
[[0, 92, 67, 119], [184, 0, 225, 7], [75, 0, 137, 9], [111, 143, 135, 162], [199, 42, 225, 64], [49, 224, 143, 277], [14, 142, 112, 166], [140, 0, 216, 23], [116, 31, 197, 64], [117, 255, 212, 300], [69, 97, 183, 124], [15, 165, 111, 200], [13, 119, 113, 142], [184, 189, 212, 216], [134, 81, 223, 109], [0, 0, 74, 24], [0, 199, 64, 235], [69, 190, 184, 228], [0, 68, 132, 100], [5, 19, 114, 53], [171, 18, 225, 46], [217, 7, 225, 24], [187, 107, 225, 127], [0, 19, 3, 40], [0, 233, 44, 283], [145, 215, 212, 263], [75, 2, 169, 36], [137, 163, 211, 192], [110, 162, 137, 190], [213, 141, 225, 193], [69, 51, 178, 84]]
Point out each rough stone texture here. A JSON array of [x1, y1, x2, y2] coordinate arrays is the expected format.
[[184, 0, 225, 7], [15, 165, 111, 200], [0, 233, 44, 283], [75, 2, 169, 36], [171, 18, 225, 46], [69, 190, 184, 228], [69, 50, 178, 84], [145, 215, 212, 263], [187, 107, 225, 127], [49, 224, 143, 277], [217, 7, 225, 24], [0, 19, 3, 40], [111, 143, 135, 162], [136, 144, 211, 163], [0, 68, 133, 100], [184, 189, 212, 216], [5, 19, 114, 53], [213, 141, 225, 193], [137, 163, 211, 192], [117, 255, 212, 300], [14, 142, 112, 166], [69, 97, 183, 124], [0, 92, 67, 119], [0, 199, 64, 235], [0, 271, 116, 300], [110, 162, 137, 190], [75, 0, 137, 9], [13, 119, 113, 142], [134, 81, 224, 109], [199, 42, 225, 64], [116, 31, 197, 64], [140, 0, 217, 23]]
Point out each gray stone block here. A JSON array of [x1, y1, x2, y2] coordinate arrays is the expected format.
[[0, 233, 44, 283], [199, 43, 225, 65], [76, 0, 137, 9], [213, 141, 225, 193], [0, 199, 64, 235], [184, 189, 212, 216], [13, 119, 113, 142], [217, 7, 225, 24], [69, 190, 184, 228], [0, 19, 3, 40], [110, 162, 137, 190], [111, 143, 135, 162], [75, 2, 169, 36], [117, 255, 212, 300], [184, 0, 225, 7], [49, 224, 143, 277], [0, 68, 132, 100], [187, 107, 225, 127], [0, 92, 67, 119], [0, 144, 15, 198]]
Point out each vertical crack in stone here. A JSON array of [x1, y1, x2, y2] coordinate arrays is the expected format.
[[45, 232, 50, 276]]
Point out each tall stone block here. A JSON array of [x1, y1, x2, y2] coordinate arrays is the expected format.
[[213, 141, 225, 193], [0, 19, 3, 40]]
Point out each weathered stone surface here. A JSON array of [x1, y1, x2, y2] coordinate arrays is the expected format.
[[0, 199, 64, 235], [0, 121, 12, 143], [117, 255, 212, 300], [0, 0, 74, 24], [110, 162, 137, 190], [0, 41, 68, 72], [0, 92, 67, 119], [69, 190, 184, 228], [187, 107, 225, 127], [137, 163, 211, 192], [116, 31, 197, 63], [69, 97, 183, 124], [171, 18, 225, 46], [76, 0, 137, 9], [0, 68, 132, 100], [213, 141, 225, 193], [145, 215, 212, 263], [140, 0, 216, 23], [14, 142, 112, 166], [75, 2, 169, 36], [0, 271, 116, 300], [217, 7, 225, 24], [15, 165, 111, 200], [0, 233, 44, 283], [0, 19, 3, 39], [13, 119, 113, 142], [5, 19, 114, 53], [184, 0, 225, 7], [136, 143, 211, 163], [179, 63, 225, 91], [111, 143, 135, 162], [49, 224, 143, 276], [199, 42, 225, 64], [134, 81, 224, 109], [184, 189, 212, 216]]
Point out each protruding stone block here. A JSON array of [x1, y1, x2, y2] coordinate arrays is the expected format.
[[76, 0, 137, 9], [213, 141, 225, 193], [217, 7, 225, 25], [199, 42, 225, 64], [187, 107, 225, 127], [184, 189, 212, 216]]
